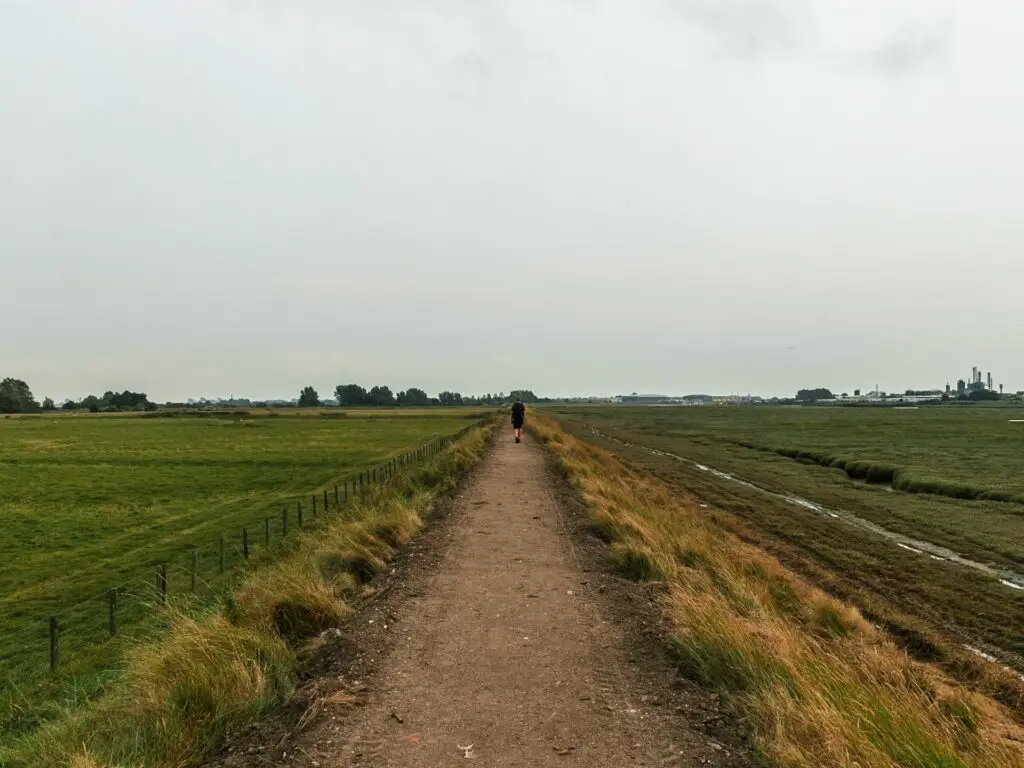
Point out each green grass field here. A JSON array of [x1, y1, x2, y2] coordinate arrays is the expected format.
[[0, 409, 486, 737], [628, 404, 1024, 499], [550, 404, 1024, 680]]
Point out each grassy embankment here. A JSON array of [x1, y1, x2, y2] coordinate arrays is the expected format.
[[533, 412, 1024, 768], [547, 406, 1024, 678], [0, 418, 495, 768]]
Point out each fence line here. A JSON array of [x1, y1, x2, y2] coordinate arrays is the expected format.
[[41, 421, 487, 674]]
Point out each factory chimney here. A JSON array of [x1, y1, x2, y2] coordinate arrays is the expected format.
[[987, 372, 993, 390]]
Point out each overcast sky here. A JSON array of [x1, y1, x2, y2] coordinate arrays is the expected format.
[[2, 1, 1023, 401]]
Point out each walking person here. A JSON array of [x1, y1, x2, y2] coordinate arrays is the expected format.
[[511, 398, 526, 443]]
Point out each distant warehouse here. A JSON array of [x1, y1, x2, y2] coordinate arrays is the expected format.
[[617, 393, 670, 404], [614, 393, 713, 405]]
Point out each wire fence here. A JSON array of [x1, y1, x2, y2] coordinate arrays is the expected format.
[[35, 422, 485, 676]]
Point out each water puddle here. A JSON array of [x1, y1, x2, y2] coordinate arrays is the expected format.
[[964, 645, 1024, 681], [897, 543, 924, 555]]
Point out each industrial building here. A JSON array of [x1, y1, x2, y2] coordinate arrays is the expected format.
[[613, 393, 715, 405], [615, 393, 672, 404], [966, 366, 996, 394]]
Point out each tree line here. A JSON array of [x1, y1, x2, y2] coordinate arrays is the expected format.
[[297, 385, 541, 408], [0, 375, 542, 414], [0, 377, 154, 414], [66, 391, 155, 412]]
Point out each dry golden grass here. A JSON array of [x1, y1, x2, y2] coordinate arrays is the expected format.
[[533, 412, 1024, 768], [67, 753, 107, 768], [2, 422, 494, 768]]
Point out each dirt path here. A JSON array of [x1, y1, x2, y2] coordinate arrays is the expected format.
[[327, 434, 741, 767], [209, 433, 750, 767]]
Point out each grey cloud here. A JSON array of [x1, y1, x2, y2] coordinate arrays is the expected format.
[[2, 1, 1024, 400], [663, 0, 804, 56], [861, 23, 951, 76]]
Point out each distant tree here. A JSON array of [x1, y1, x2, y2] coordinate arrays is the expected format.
[[397, 387, 429, 406], [335, 384, 368, 406], [438, 391, 464, 406], [298, 386, 320, 407], [41, 397, 56, 411], [105, 390, 151, 410], [368, 385, 395, 406], [0, 378, 40, 413], [795, 388, 834, 403], [508, 389, 538, 404], [968, 389, 1001, 402], [67, 390, 152, 412], [61, 399, 79, 411]]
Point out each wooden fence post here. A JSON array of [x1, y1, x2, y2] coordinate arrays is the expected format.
[[311, 495, 316, 517], [108, 589, 117, 637], [242, 527, 249, 559], [49, 616, 58, 671], [323, 489, 328, 511], [334, 485, 339, 504], [283, 508, 289, 537]]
